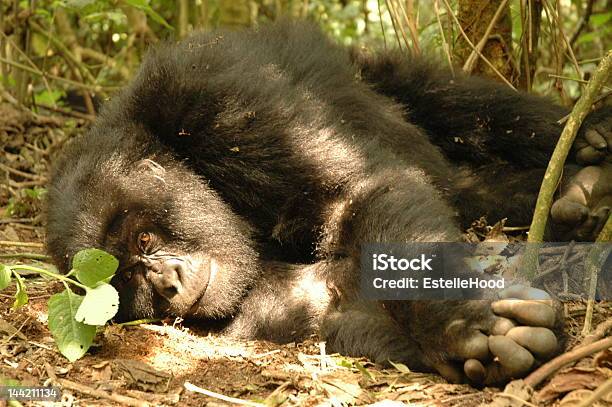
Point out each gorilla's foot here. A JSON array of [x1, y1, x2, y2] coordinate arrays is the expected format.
[[423, 286, 562, 386], [551, 163, 612, 241]]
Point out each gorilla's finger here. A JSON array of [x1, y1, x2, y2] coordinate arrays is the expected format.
[[577, 146, 606, 164], [506, 327, 558, 359], [593, 120, 612, 151], [551, 198, 588, 225], [574, 138, 589, 150], [488, 335, 534, 378], [464, 359, 486, 384], [454, 331, 490, 361], [498, 285, 552, 301], [491, 317, 516, 335], [585, 129, 608, 150], [491, 300, 556, 328]]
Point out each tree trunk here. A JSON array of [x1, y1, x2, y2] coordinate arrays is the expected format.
[[454, 0, 515, 84]]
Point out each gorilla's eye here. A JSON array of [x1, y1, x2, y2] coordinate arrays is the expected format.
[[122, 269, 133, 283], [137, 232, 155, 253]]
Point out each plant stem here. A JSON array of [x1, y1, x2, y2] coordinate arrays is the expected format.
[[528, 50, 612, 244], [7, 264, 88, 291]]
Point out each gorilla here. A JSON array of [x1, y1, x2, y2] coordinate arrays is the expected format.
[[45, 21, 612, 385]]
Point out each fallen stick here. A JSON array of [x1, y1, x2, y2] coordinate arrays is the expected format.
[[582, 319, 612, 346], [525, 336, 612, 387], [57, 378, 150, 407], [576, 378, 612, 407], [0, 241, 44, 249], [184, 381, 263, 406]]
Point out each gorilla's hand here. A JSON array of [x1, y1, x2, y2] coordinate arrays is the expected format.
[[431, 286, 562, 386], [574, 109, 612, 165], [551, 163, 612, 241]]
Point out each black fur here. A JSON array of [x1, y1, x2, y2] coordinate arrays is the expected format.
[[46, 21, 609, 384]]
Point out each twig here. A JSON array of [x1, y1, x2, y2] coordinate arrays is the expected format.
[[433, 0, 454, 75], [0, 241, 44, 248], [582, 215, 612, 335], [570, 0, 595, 46], [541, 0, 583, 84], [0, 163, 44, 181], [8, 179, 46, 188], [394, 0, 421, 55], [0, 218, 35, 224], [0, 56, 117, 92], [548, 74, 612, 91], [384, 0, 408, 52], [36, 103, 95, 121], [0, 253, 50, 261], [519, 0, 542, 91], [441, 0, 517, 90], [524, 336, 612, 387], [377, 0, 387, 49], [184, 381, 264, 406], [528, 51, 612, 244], [57, 378, 149, 407], [582, 319, 612, 346], [0, 31, 55, 104], [28, 20, 100, 93]]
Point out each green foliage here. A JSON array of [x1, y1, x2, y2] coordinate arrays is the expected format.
[[0, 248, 120, 362], [12, 273, 28, 309], [5, 188, 46, 218], [72, 248, 119, 287], [0, 265, 11, 291], [75, 283, 119, 325], [34, 89, 65, 106], [123, 0, 172, 29], [48, 290, 97, 362]]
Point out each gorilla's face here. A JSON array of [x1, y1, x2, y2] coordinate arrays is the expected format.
[[104, 211, 215, 321], [46, 146, 261, 322]]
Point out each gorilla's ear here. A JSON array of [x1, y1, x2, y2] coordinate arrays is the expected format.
[[135, 159, 166, 184]]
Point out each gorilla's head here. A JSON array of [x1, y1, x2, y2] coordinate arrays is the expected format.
[[46, 125, 260, 321]]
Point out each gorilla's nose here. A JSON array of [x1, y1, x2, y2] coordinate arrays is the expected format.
[[148, 259, 184, 299]]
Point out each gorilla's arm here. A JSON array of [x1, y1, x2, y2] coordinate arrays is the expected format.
[[226, 261, 562, 386], [354, 50, 611, 167]]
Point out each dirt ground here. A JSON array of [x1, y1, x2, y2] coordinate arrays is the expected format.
[[1, 103, 611, 406]]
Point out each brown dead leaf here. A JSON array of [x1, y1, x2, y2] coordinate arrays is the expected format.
[[536, 367, 609, 403], [111, 358, 172, 392], [559, 388, 612, 407]]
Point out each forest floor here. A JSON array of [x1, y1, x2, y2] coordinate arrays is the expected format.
[[1, 102, 611, 406]]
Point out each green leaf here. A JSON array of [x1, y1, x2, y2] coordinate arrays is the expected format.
[[591, 12, 612, 27], [72, 248, 119, 287], [34, 90, 65, 106], [0, 265, 11, 291], [12, 274, 28, 309], [48, 290, 96, 362], [0, 376, 21, 386], [23, 187, 46, 200], [75, 283, 119, 325], [335, 357, 354, 368], [66, 0, 96, 8], [576, 32, 597, 46], [388, 360, 411, 374], [354, 361, 374, 381], [123, 0, 173, 29]]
